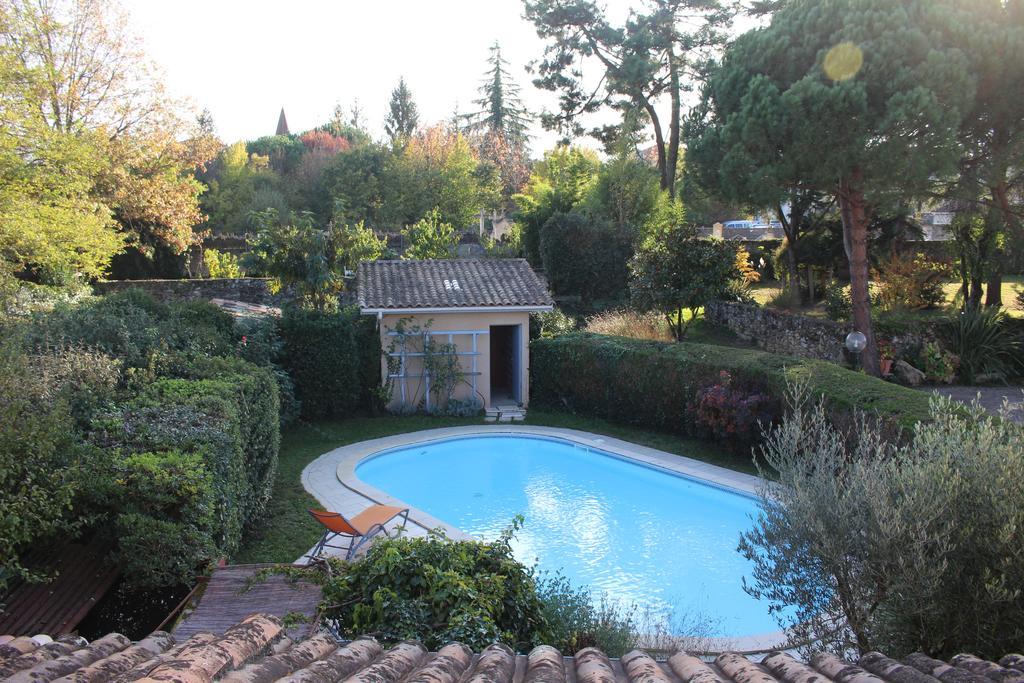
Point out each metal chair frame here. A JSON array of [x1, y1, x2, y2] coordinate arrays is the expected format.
[[307, 508, 410, 561]]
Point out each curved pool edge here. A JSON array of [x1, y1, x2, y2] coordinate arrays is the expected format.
[[299, 424, 786, 653]]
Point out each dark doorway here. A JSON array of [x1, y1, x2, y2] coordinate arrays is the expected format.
[[489, 324, 521, 405]]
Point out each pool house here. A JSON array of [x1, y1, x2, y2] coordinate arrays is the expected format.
[[357, 259, 554, 414]]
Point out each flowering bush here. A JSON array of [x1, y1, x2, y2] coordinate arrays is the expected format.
[[689, 371, 778, 449]]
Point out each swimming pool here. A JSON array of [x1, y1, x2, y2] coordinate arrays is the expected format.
[[355, 433, 777, 637]]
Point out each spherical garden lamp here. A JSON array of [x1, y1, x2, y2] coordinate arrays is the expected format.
[[845, 330, 867, 370]]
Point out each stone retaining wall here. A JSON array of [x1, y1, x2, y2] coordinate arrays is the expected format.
[[705, 300, 850, 363], [93, 278, 295, 306], [706, 300, 943, 367]]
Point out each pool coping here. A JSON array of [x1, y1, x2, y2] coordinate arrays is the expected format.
[[299, 424, 785, 653]]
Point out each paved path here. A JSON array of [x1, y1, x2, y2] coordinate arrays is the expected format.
[[916, 385, 1024, 423]]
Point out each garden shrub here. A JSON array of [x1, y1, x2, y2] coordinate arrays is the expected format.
[[689, 370, 778, 450], [629, 226, 744, 339], [540, 212, 630, 302], [143, 357, 281, 525], [109, 450, 219, 588], [85, 356, 280, 586], [235, 316, 301, 427], [823, 283, 852, 321], [942, 307, 1021, 383], [321, 527, 639, 655], [873, 252, 950, 312], [322, 529, 548, 652], [3, 291, 285, 593], [741, 391, 1024, 659], [203, 248, 243, 278], [23, 290, 237, 369], [279, 306, 378, 419], [529, 308, 577, 339], [919, 341, 958, 384], [530, 333, 933, 442], [0, 342, 92, 591]]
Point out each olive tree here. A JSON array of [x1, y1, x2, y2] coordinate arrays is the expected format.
[[688, 0, 974, 374], [741, 391, 1024, 658]]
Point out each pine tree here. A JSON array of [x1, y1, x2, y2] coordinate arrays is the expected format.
[[463, 42, 531, 143], [384, 77, 419, 148]]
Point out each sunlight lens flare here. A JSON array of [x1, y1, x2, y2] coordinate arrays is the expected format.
[[824, 42, 864, 82]]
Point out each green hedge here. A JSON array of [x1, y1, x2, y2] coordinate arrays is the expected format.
[[279, 307, 379, 419], [530, 333, 933, 439], [25, 290, 237, 367], [89, 357, 280, 587]]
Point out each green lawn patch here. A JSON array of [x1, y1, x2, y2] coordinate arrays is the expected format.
[[232, 412, 743, 564]]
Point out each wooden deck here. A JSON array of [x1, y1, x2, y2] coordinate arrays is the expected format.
[[0, 541, 120, 636], [172, 564, 322, 641]]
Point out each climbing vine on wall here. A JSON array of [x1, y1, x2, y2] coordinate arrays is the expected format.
[[384, 318, 467, 414]]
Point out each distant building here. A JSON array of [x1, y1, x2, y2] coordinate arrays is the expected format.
[[276, 108, 290, 136]]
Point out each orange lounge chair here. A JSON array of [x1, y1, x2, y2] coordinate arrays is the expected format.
[[307, 505, 409, 560]]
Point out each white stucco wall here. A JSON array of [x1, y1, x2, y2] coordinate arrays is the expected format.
[[376, 311, 531, 411]]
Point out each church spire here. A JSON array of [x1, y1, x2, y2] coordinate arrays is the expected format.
[[276, 107, 290, 136]]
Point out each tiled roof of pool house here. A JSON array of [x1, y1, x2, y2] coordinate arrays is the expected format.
[[2, 612, 1022, 683], [356, 259, 554, 311]]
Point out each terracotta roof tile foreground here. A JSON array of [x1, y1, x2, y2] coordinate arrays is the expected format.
[[2, 613, 1022, 683]]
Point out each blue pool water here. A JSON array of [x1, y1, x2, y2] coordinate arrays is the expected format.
[[356, 435, 776, 637]]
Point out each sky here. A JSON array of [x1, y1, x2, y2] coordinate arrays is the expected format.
[[122, 0, 643, 151]]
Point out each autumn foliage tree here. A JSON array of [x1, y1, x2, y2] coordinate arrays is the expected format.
[[0, 0, 218, 276]]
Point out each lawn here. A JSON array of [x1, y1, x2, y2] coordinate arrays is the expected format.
[[232, 411, 749, 565], [752, 276, 1024, 317]]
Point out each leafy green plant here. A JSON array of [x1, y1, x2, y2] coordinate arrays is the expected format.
[[401, 207, 459, 259], [322, 526, 548, 652], [531, 333, 934, 441], [943, 308, 1021, 383], [823, 283, 852, 322], [203, 248, 243, 278], [321, 524, 640, 655], [534, 572, 637, 656], [540, 211, 630, 303], [530, 308, 577, 339], [279, 307, 377, 419], [874, 252, 950, 312], [0, 341, 91, 592], [630, 225, 743, 340], [919, 341, 958, 384], [689, 371, 779, 450], [246, 210, 384, 311]]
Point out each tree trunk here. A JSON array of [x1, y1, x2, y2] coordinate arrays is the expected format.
[[838, 169, 880, 377], [665, 52, 681, 200], [985, 182, 1015, 308], [642, 100, 671, 196], [778, 204, 800, 298]]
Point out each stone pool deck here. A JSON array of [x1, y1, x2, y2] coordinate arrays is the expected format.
[[298, 425, 781, 653]]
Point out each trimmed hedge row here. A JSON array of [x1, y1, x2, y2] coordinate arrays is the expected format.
[[530, 333, 933, 439], [89, 357, 280, 587], [279, 307, 379, 419], [7, 290, 286, 590]]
